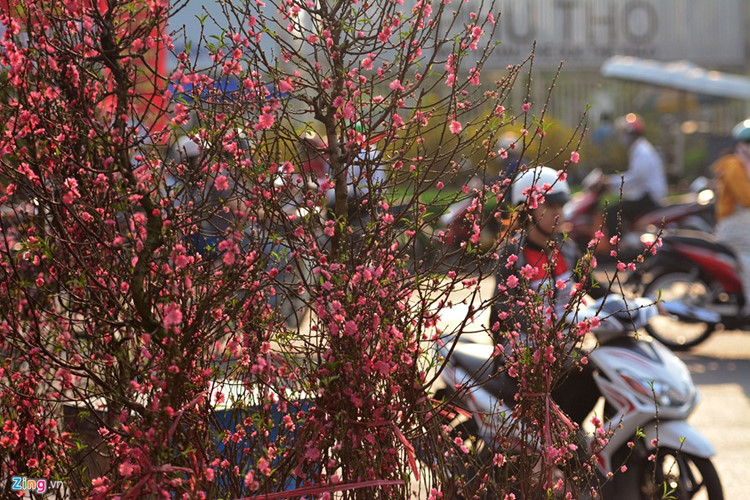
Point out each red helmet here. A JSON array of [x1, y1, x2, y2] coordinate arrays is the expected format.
[[615, 113, 645, 135]]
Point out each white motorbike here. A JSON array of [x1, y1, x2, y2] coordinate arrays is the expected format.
[[434, 295, 724, 499]]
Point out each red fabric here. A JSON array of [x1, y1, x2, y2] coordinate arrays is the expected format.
[[522, 246, 569, 281]]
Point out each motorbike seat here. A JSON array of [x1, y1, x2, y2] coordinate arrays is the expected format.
[[634, 202, 703, 228], [664, 229, 737, 259], [451, 342, 518, 403]]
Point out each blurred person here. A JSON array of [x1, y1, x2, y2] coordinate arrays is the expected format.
[[169, 135, 240, 257], [712, 119, 750, 316], [496, 131, 522, 178], [296, 130, 330, 187], [439, 175, 484, 227], [347, 138, 387, 217], [438, 175, 490, 251], [177, 133, 318, 327], [591, 112, 616, 147], [604, 113, 667, 239], [325, 122, 387, 221]]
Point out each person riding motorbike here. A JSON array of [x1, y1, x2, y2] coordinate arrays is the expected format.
[[491, 166, 603, 426], [604, 113, 667, 240], [711, 118, 750, 317]]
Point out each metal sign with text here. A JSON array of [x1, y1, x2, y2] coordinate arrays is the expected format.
[[486, 0, 746, 69]]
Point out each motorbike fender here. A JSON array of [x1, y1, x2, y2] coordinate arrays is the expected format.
[[642, 420, 716, 458]]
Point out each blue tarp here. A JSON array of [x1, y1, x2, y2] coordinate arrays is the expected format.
[[169, 79, 288, 104]]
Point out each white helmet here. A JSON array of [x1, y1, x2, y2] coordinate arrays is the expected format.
[[509, 166, 570, 206]]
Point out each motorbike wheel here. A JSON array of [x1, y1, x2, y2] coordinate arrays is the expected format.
[[643, 272, 716, 350], [641, 449, 724, 500]]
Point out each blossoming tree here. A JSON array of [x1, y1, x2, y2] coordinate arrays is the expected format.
[[0, 0, 606, 498]]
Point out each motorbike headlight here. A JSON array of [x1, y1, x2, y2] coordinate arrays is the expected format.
[[697, 189, 714, 205], [651, 380, 692, 407], [618, 371, 691, 408], [640, 232, 658, 246]]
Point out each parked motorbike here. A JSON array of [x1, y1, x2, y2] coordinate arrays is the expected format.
[[630, 228, 747, 349], [433, 295, 723, 499], [563, 169, 715, 260]]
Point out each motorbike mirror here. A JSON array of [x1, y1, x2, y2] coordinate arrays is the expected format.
[[689, 176, 709, 192]]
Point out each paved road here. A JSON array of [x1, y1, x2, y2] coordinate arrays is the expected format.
[[679, 329, 750, 499]]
